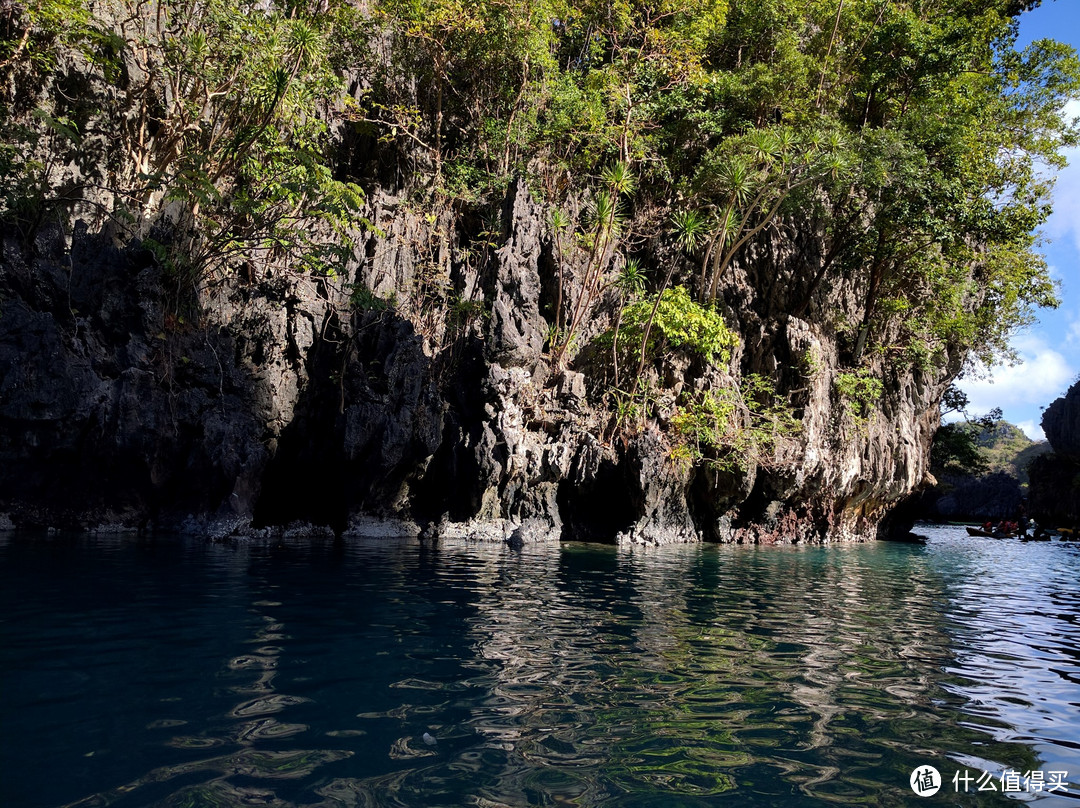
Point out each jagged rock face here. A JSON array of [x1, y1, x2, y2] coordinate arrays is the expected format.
[[1043, 381, 1080, 460], [487, 182, 548, 368], [1028, 381, 1080, 527], [0, 176, 952, 543], [1028, 453, 1080, 528]]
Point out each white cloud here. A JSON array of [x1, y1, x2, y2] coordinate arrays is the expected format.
[[960, 334, 1076, 415], [1068, 315, 1080, 347], [1016, 419, 1046, 441]]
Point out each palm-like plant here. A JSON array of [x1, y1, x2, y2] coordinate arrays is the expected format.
[[555, 161, 636, 365], [671, 209, 708, 255], [718, 157, 757, 205], [771, 128, 796, 162], [699, 154, 755, 298], [591, 191, 623, 240], [601, 160, 637, 197], [609, 256, 645, 387], [615, 256, 646, 295], [286, 20, 324, 74], [699, 128, 836, 304]]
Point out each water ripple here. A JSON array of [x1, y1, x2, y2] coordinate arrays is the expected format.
[[2, 529, 1080, 806]]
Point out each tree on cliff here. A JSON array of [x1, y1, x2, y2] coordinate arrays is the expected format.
[[1, 0, 368, 286], [1, 0, 1077, 417], [4, 0, 1076, 337], [931, 386, 997, 478], [360, 1, 1071, 361]]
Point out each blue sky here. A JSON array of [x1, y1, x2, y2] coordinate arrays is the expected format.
[[955, 0, 1080, 440]]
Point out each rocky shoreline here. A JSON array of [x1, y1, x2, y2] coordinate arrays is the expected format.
[[0, 175, 954, 544]]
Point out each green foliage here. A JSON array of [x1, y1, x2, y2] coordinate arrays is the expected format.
[[555, 161, 637, 363], [975, 420, 1043, 478], [691, 124, 847, 301], [615, 258, 646, 296], [607, 386, 644, 433], [931, 388, 997, 477], [4, 0, 1076, 390], [363, 0, 1077, 370], [670, 209, 708, 254], [351, 283, 396, 313], [834, 370, 884, 421], [931, 410, 1049, 483], [601, 161, 637, 197], [931, 422, 992, 478], [1012, 440, 1052, 485], [941, 384, 973, 417], [616, 286, 738, 365], [446, 295, 487, 331], [798, 347, 822, 379], [0, 0, 90, 79], [671, 375, 801, 472], [2, 0, 368, 284]]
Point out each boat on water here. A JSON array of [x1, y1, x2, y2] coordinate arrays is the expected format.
[[965, 526, 1016, 538]]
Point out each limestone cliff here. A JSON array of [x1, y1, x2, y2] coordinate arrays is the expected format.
[[1028, 381, 1080, 528], [7, 0, 1059, 543], [0, 173, 955, 543]]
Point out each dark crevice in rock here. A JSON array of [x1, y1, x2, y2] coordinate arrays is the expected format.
[[536, 236, 561, 332], [557, 457, 638, 543], [408, 344, 489, 524], [251, 336, 349, 534], [687, 465, 751, 542]]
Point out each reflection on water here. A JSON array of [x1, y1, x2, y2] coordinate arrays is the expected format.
[[1, 527, 1079, 807]]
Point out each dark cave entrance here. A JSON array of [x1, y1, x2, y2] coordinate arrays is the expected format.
[[557, 459, 638, 543], [251, 420, 349, 534], [251, 336, 349, 534]]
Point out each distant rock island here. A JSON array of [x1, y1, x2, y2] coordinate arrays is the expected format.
[[912, 417, 1049, 523], [908, 380, 1080, 531]]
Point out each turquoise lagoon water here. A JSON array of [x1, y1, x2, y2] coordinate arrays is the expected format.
[[1, 525, 1079, 807]]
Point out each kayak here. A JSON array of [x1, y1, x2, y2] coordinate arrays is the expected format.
[[966, 527, 1016, 538]]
